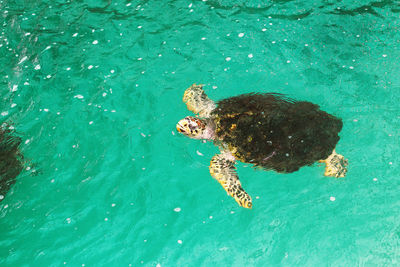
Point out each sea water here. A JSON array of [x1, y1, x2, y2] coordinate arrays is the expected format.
[[0, 0, 399, 266]]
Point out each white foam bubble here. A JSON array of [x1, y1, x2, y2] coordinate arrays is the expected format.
[[330, 196, 336, 201], [18, 56, 28, 64], [196, 150, 204, 156], [248, 54, 253, 58], [72, 33, 78, 37], [11, 85, 18, 92], [74, 95, 84, 99], [174, 207, 181, 212], [373, 178, 378, 181], [225, 57, 231, 61], [92, 40, 98, 45], [34, 65, 41, 70], [1, 111, 9, 116], [238, 33, 244, 37], [177, 240, 182, 244], [88, 65, 93, 69]]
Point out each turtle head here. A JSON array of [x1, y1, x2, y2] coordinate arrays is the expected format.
[[176, 116, 207, 139]]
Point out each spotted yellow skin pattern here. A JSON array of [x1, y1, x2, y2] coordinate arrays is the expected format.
[[183, 84, 252, 208], [182, 84, 253, 208], [319, 150, 348, 178], [209, 154, 252, 209], [183, 84, 216, 118]]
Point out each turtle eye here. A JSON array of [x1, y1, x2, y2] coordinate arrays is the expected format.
[[195, 119, 204, 128]]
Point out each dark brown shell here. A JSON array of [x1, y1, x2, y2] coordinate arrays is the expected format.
[[211, 93, 342, 173]]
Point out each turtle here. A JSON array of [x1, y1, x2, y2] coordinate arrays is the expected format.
[[176, 84, 348, 209], [0, 124, 24, 202]]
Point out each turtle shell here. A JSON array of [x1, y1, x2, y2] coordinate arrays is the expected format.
[[211, 93, 343, 173]]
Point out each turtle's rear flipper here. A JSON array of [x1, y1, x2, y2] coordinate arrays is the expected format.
[[183, 84, 216, 118], [320, 150, 348, 178], [209, 153, 252, 209]]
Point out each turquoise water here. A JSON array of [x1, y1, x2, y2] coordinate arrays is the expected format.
[[1, 0, 400, 266]]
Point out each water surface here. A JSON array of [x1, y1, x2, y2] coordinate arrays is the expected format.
[[0, 0, 399, 266]]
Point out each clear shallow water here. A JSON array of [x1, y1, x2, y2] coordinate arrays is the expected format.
[[1, 0, 399, 266]]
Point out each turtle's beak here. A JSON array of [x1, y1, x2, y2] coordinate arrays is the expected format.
[[176, 121, 186, 134]]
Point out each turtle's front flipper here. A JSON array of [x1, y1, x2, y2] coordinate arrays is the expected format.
[[209, 154, 252, 209], [320, 150, 348, 178], [183, 84, 216, 118]]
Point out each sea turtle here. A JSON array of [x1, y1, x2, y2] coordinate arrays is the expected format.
[[0, 124, 23, 202], [176, 84, 348, 209]]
